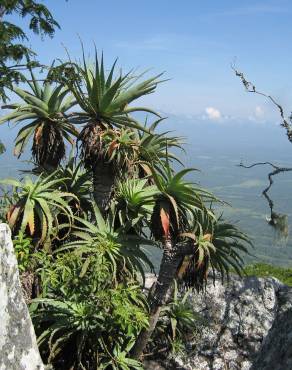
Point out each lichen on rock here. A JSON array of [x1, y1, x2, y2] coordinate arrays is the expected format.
[[0, 223, 44, 370], [144, 272, 292, 370]]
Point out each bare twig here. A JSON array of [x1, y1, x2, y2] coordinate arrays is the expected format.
[[232, 64, 292, 143], [238, 161, 292, 220], [233, 65, 292, 232]]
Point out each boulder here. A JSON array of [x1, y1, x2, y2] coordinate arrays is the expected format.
[[251, 285, 292, 370], [0, 223, 44, 370], [144, 272, 292, 370]]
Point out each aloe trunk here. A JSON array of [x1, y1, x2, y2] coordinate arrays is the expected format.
[[131, 237, 182, 360], [93, 160, 115, 215]]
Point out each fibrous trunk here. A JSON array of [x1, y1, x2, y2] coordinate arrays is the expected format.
[[93, 159, 115, 215], [32, 123, 65, 169], [79, 121, 115, 214], [131, 237, 182, 360]]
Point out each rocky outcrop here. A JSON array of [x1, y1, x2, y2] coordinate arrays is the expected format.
[[251, 285, 292, 370], [1, 219, 292, 370], [145, 272, 292, 370], [0, 223, 44, 370]]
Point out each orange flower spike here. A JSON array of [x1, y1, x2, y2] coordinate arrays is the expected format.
[[160, 206, 170, 239]]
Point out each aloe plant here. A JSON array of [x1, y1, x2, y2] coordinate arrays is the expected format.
[[0, 51, 252, 366], [61, 48, 163, 214], [0, 68, 77, 169], [0, 172, 76, 245], [115, 178, 158, 234], [59, 202, 155, 282], [52, 155, 92, 215], [137, 118, 183, 177], [131, 162, 250, 359]]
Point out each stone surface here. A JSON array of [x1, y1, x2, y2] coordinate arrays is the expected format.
[[144, 272, 292, 370], [251, 285, 292, 370], [0, 223, 44, 370], [1, 219, 292, 370]]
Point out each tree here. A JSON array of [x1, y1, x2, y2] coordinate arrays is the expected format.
[[234, 66, 292, 238], [54, 50, 163, 215], [0, 67, 78, 169], [0, 0, 60, 102], [131, 166, 250, 359], [0, 50, 251, 368]]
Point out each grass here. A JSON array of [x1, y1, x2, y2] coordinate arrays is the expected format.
[[243, 263, 292, 286]]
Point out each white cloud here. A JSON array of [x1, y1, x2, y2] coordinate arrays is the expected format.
[[205, 107, 221, 120], [255, 105, 264, 118]]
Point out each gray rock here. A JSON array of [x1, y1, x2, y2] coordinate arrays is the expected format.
[[0, 223, 44, 370], [251, 285, 292, 370], [144, 272, 292, 370]]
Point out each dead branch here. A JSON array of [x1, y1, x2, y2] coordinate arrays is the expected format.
[[238, 161, 292, 220], [232, 64, 292, 143], [233, 65, 292, 233]]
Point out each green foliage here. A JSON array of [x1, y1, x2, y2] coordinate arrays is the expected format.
[[211, 220, 252, 277], [115, 178, 158, 234], [56, 47, 162, 129], [13, 231, 33, 272], [0, 1, 60, 102], [1, 47, 251, 367], [137, 118, 184, 176], [150, 164, 216, 241], [52, 47, 164, 172], [51, 155, 92, 215], [162, 281, 201, 342], [178, 213, 252, 290], [0, 140, 5, 154], [244, 263, 292, 286], [62, 202, 155, 282], [102, 343, 144, 370], [93, 127, 140, 174], [0, 68, 77, 168], [0, 172, 76, 245], [31, 248, 147, 369], [151, 280, 204, 355]]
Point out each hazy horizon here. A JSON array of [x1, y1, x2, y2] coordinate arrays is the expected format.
[[1, 116, 292, 268], [2, 0, 292, 268]]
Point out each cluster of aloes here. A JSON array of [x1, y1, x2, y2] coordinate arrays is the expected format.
[[0, 48, 251, 369]]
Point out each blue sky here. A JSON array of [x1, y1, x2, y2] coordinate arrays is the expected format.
[[5, 0, 292, 123]]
